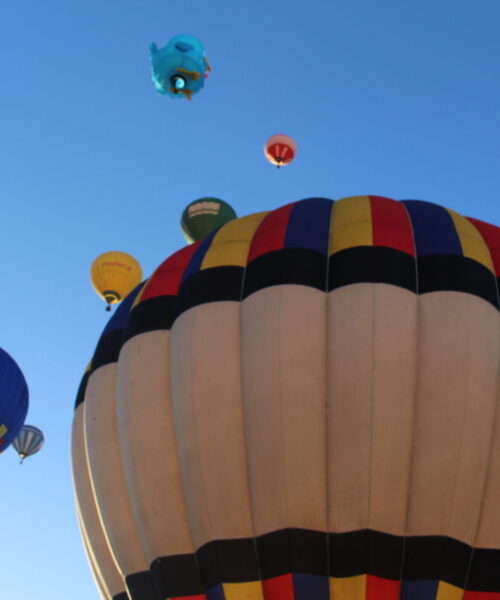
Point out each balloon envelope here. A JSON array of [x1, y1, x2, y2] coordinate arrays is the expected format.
[[0, 348, 28, 453], [12, 424, 44, 461], [73, 196, 500, 600], [90, 251, 142, 310], [149, 35, 209, 100], [264, 133, 297, 166], [181, 198, 237, 243]]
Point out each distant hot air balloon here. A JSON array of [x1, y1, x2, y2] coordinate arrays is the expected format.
[[90, 251, 142, 311], [0, 348, 28, 454], [12, 425, 44, 463], [149, 35, 210, 100], [181, 198, 237, 243], [264, 134, 297, 167], [73, 196, 500, 600]]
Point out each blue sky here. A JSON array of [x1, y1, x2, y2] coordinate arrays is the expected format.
[[0, 1, 499, 598]]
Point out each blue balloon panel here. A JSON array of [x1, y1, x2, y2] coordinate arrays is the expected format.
[[0, 348, 29, 452]]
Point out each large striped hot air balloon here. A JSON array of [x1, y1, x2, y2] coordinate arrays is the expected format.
[[72, 196, 500, 600]]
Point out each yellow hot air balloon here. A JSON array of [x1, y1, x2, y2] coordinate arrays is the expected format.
[[90, 251, 142, 311]]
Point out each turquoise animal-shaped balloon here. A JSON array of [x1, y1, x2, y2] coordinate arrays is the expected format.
[[149, 35, 210, 100]]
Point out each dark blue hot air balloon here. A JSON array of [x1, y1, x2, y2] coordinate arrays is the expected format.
[[0, 348, 28, 453]]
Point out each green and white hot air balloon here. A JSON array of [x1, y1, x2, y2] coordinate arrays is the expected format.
[[181, 198, 237, 243]]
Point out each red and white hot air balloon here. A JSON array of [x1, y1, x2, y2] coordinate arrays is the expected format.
[[264, 134, 297, 168]]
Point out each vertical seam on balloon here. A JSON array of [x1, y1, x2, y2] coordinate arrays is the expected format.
[[194, 311, 217, 543], [81, 513, 110, 600], [178, 317, 209, 580], [81, 377, 126, 590], [75, 447, 109, 598], [238, 226, 265, 598], [166, 320, 207, 598], [445, 294, 470, 538], [72, 411, 118, 597], [462, 307, 500, 597], [103, 362, 153, 587], [366, 276, 376, 600], [115, 334, 168, 595], [462, 220, 500, 598], [446, 208, 465, 258], [477, 219, 500, 307], [367, 196, 375, 545], [442, 294, 476, 597], [363, 196, 376, 598], [110, 361, 153, 580], [325, 199, 334, 598], [278, 286, 289, 536], [397, 200, 420, 600], [168, 239, 221, 596]]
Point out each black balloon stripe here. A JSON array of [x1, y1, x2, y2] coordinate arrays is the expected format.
[[115, 247, 500, 346], [123, 295, 177, 341], [147, 529, 500, 594], [151, 554, 205, 598], [81, 245, 500, 404], [329, 529, 404, 580], [90, 329, 124, 373], [328, 246, 417, 293], [417, 254, 498, 307], [197, 538, 261, 589], [242, 248, 328, 298], [400, 535, 471, 589], [175, 266, 244, 316], [74, 369, 90, 409], [256, 528, 329, 580], [125, 569, 162, 600]]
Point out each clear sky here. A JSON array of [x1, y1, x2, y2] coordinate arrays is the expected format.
[[1, 1, 499, 598]]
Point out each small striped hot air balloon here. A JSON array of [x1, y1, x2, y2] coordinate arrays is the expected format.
[[90, 251, 142, 312], [264, 134, 297, 168], [12, 425, 44, 463]]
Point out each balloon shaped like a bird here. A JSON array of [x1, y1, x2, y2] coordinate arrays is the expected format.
[[149, 35, 210, 100]]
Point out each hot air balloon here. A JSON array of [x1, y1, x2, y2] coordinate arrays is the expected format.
[[181, 198, 237, 243], [12, 424, 44, 463], [0, 348, 28, 453], [149, 35, 210, 100], [72, 196, 500, 600], [264, 134, 297, 167], [90, 251, 142, 312]]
